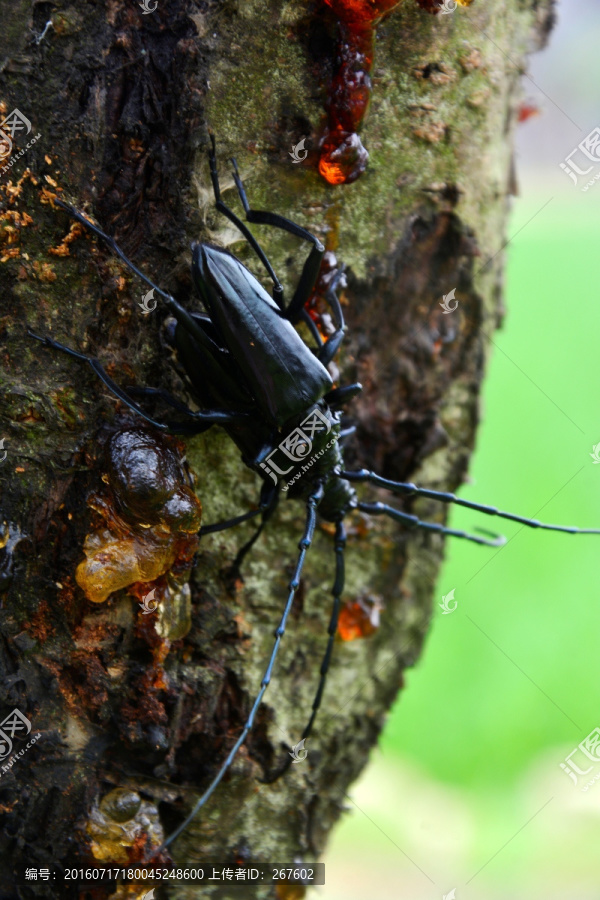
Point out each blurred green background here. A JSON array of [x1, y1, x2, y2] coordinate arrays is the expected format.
[[322, 2, 600, 897]]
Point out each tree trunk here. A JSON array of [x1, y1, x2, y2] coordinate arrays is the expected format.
[[0, 0, 554, 897]]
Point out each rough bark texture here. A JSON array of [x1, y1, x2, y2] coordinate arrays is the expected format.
[[0, 0, 554, 897]]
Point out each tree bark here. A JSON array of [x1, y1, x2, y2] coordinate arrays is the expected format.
[[0, 0, 554, 897]]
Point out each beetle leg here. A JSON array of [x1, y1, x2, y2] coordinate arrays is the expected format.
[[228, 155, 325, 322], [152, 483, 324, 856], [126, 385, 205, 416], [200, 482, 278, 536], [54, 200, 232, 366], [225, 481, 279, 576], [323, 383, 362, 408], [262, 520, 346, 784], [346, 469, 600, 536], [208, 136, 285, 307], [28, 331, 251, 434], [318, 329, 345, 367], [357, 500, 506, 547], [323, 269, 346, 330], [315, 270, 348, 364], [212, 140, 345, 358], [127, 385, 255, 431], [200, 506, 262, 535], [301, 309, 325, 348]]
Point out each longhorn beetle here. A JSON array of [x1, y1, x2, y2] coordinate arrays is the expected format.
[[29, 137, 600, 855]]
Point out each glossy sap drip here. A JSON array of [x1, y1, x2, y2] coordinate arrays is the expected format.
[[319, 0, 474, 183]]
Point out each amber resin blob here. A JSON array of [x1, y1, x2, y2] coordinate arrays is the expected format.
[[87, 788, 164, 864], [76, 427, 201, 614]]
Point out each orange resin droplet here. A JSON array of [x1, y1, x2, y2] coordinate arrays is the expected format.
[[518, 102, 540, 123], [338, 595, 382, 641], [319, 130, 369, 185]]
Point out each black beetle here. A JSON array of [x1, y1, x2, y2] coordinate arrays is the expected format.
[[29, 136, 600, 853]]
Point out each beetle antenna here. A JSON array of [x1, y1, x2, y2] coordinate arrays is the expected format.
[[344, 469, 600, 535], [54, 199, 231, 359], [262, 519, 346, 783], [148, 483, 325, 857], [54, 199, 175, 304], [208, 135, 285, 303], [357, 500, 506, 546]]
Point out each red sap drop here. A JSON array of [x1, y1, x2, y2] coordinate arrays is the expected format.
[[338, 594, 382, 640]]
